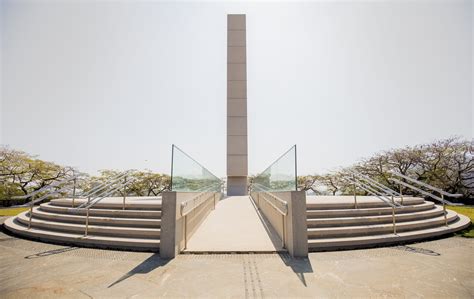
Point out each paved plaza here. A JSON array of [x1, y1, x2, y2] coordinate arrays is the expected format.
[[1, 217, 473, 298]]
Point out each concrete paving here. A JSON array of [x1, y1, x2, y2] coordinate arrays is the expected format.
[[1, 215, 473, 298], [184, 196, 284, 252]]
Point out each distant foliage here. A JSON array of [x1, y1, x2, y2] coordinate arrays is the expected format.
[[0, 147, 170, 205], [299, 137, 473, 199], [0, 147, 74, 203]]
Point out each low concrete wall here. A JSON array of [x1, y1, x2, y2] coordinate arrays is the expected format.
[[160, 191, 221, 258], [250, 191, 308, 257]]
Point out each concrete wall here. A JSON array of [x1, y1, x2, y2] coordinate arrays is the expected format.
[[227, 14, 248, 195], [160, 191, 221, 258], [250, 191, 308, 257]]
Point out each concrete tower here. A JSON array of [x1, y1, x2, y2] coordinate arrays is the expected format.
[[227, 14, 248, 196]]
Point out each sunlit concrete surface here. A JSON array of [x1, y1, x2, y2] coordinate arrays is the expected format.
[[185, 196, 284, 252], [53, 196, 162, 206], [1, 216, 472, 298], [306, 195, 417, 204]]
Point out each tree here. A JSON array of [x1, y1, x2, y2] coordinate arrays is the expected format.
[[300, 137, 473, 199], [0, 147, 74, 201]]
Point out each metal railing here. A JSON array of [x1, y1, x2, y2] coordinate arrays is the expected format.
[[74, 174, 137, 236], [389, 171, 463, 226], [77, 171, 133, 206], [350, 171, 401, 198], [12, 174, 79, 201], [11, 174, 81, 229], [343, 175, 402, 234]]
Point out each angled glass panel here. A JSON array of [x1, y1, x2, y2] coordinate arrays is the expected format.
[[253, 145, 297, 192], [171, 145, 222, 192]]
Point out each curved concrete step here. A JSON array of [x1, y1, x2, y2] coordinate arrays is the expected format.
[[307, 202, 434, 218], [40, 203, 161, 219], [307, 206, 444, 227], [3, 217, 159, 251], [16, 212, 160, 239], [31, 208, 161, 228], [308, 214, 471, 251], [50, 198, 161, 210], [306, 196, 423, 210], [308, 210, 459, 238]]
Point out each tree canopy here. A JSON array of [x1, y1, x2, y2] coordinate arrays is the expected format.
[[299, 137, 473, 199]]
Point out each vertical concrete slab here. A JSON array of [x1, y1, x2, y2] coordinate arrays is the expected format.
[[160, 191, 178, 258], [227, 14, 248, 196], [286, 191, 308, 257]]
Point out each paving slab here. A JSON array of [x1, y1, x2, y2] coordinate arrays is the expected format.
[[0, 220, 472, 298], [185, 196, 284, 252]]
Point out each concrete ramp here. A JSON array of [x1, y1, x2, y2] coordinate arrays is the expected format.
[[184, 196, 284, 252]]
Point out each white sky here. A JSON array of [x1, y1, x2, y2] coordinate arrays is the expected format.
[[1, 0, 472, 177]]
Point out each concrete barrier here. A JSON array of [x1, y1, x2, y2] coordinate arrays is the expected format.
[[251, 191, 308, 257], [160, 191, 221, 258]]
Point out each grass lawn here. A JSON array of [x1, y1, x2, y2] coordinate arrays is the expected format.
[[448, 205, 474, 238], [0, 207, 29, 217]]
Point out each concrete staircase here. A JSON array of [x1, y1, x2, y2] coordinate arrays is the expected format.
[[307, 196, 471, 251], [3, 197, 161, 251]]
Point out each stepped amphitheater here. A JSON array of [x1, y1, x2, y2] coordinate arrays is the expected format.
[[307, 196, 470, 251], [3, 195, 470, 254], [4, 197, 162, 251]]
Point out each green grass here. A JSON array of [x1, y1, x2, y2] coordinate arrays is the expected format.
[[0, 207, 29, 217], [448, 205, 474, 238]]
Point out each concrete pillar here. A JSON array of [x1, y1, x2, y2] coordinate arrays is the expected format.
[[285, 191, 308, 257], [159, 191, 181, 258], [227, 14, 248, 196]]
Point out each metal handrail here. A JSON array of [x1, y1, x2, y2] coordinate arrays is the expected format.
[[72, 177, 136, 236], [21, 175, 79, 229], [350, 171, 400, 197], [77, 177, 136, 210], [12, 174, 80, 200], [390, 171, 463, 198], [344, 176, 401, 234], [388, 174, 461, 226], [79, 171, 132, 198], [388, 177, 456, 205], [345, 177, 401, 208]]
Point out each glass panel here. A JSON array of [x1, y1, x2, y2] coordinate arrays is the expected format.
[[253, 145, 297, 192], [171, 145, 222, 192]]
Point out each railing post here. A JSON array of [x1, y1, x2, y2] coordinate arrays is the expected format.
[[399, 184, 404, 205], [122, 176, 127, 210], [392, 206, 396, 234], [442, 194, 447, 226], [352, 178, 358, 208], [85, 208, 90, 236], [72, 177, 77, 208], [213, 193, 216, 210], [28, 201, 33, 229]]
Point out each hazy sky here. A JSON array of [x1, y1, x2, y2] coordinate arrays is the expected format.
[[1, 1, 472, 177]]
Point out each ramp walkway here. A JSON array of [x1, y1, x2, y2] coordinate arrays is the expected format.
[[184, 196, 284, 252]]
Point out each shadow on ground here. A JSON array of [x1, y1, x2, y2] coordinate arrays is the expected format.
[[392, 245, 441, 256], [279, 253, 314, 287], [249, 196, 314, 286], [108, 254, 169, 288], [24, 246, 79, 259]]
